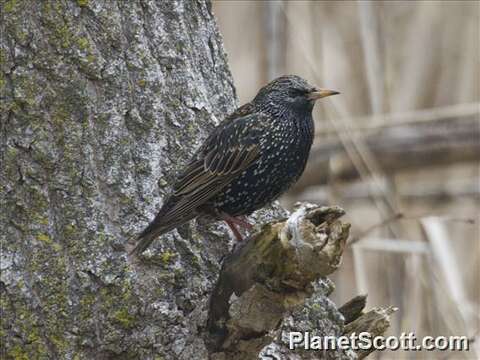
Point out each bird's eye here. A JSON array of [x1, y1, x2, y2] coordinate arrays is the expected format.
[[291, 89, 306, 97]]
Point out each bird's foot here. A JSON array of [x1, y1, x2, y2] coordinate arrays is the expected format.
[[228, 215, 253, 230], [219, 212, 253, 242]]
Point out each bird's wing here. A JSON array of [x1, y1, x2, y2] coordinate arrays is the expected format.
[[158, 112, 265, 223]]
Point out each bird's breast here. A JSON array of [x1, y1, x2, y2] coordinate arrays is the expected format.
[[258, 115, 314, 182], [210, 115, 314, 216]]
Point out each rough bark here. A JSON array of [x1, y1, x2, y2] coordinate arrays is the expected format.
[[1, 1, 392, 359], [202, 204, 395, 360], [208, 205, 350, 359]]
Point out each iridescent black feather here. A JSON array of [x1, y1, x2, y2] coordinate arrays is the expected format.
[[132, 75, 338, 254]]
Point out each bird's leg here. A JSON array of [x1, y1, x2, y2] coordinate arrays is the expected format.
[[224, 219, 244, 242], [229, 215, 253, 230], [218, 212, 253, 241], [219, 212, 253, 230]]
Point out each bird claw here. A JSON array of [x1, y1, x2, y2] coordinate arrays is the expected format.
[[219, 212, 253, 242]]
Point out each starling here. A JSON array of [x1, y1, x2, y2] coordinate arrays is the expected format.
[[132, 75, 339, 255]]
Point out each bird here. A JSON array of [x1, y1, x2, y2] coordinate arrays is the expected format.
[[131, 75, 339, 255]]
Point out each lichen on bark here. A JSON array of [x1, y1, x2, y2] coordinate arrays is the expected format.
[[1, 1, 239, 358]]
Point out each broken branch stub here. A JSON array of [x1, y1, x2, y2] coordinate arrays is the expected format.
[[207, 204, 350, 355], [343, 306, 399, 359], [339, 294, 368, 325]]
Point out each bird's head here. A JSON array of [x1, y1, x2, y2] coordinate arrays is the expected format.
[[253, 75, 339, 113]]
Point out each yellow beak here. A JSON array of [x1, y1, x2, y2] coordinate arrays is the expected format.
[[307, 88, 340, 100]]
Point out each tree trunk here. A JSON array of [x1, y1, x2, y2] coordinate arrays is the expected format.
[[1, 1, 392, 359]]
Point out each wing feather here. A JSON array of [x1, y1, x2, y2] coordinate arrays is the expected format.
[[159, 112, 265, 222]]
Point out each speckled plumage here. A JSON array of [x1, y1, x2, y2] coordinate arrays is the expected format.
[[132, 75, 339, 254]]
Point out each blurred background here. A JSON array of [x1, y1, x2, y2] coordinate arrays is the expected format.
[[214, 1, 479, 359]]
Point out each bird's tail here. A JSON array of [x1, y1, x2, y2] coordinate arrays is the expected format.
[[129, 213, 195, 256], [129, 222, 171, 256]]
